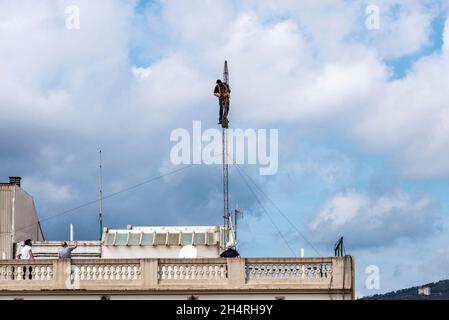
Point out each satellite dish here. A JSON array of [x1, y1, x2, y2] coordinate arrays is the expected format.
[[179, 245, 197, 258]]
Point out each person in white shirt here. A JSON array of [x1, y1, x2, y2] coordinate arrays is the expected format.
[[16, 239, 33, 260], [16, 239, 33, 280]]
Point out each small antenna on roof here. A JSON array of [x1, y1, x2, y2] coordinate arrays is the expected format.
[[99, 150, 104, 241]]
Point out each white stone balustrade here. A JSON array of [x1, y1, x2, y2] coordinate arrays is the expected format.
[[158, 261, 227, 281], [245, 259, 333, 281], [71, 264, 141, 281], [0, 263, 53, 281], [0, 257, 354, 299]]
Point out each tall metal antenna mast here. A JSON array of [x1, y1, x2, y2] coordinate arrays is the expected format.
[[99, 150, 103, 240], [222, 61, 230, 236]]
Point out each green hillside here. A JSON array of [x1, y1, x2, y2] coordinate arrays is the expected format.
[[362, 279, 449, 300]]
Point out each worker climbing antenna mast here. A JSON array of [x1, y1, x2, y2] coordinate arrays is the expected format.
[[222, 61, 230, 236]]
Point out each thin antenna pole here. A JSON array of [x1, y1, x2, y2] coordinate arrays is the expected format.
[[234, 205, 242, 246], [223, 60, 229, 84], [99, 150, 103, 241], [222, 127, 229, 231], [234, 208, 238, 243]]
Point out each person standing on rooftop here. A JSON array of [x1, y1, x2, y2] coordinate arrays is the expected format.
[[220, 241, 240, 258], [16, 239, 33, 280], [58, 241, 78, 259], [16, 239, 33, 260]]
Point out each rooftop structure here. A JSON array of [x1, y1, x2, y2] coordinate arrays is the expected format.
[[0, 177, 44, 260], [13, 225, 229, 260], [23, 241, 101, 259], [0, 256, 354, 300], [101, 226, 226, 259]]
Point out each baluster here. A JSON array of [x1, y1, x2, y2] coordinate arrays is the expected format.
[[24, 266, 30, 280], [166, 265, 171, 280], [41, 266, 47, 281], [33, 266, 40, 280], [179, 265, 184, 280], [121, 265, 125, 280], [95, 266, 100, 280], [38, 266, 44, 280], [205, 265, 211, 280], [104, 265, 110, 280], [164, 265, 169, 280], [79, 266, 84, 281], [213, 265, 219, 279], [288, 264, 292, 280], [176, 265, 182, 280], [114, 266, 120, 280], [199, 265, 204, 280], [17, 266, 23, 281], [131, 265, 137, 280], [97, 265, 102, 280], [186, 265, 191, 280], [310, 264, 317, 279], [198, 265, 204, 280], [274, 265, 279, 280], [120, 265, 125, 280]]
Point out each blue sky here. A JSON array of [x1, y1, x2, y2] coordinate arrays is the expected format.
[[1, 0, 449, 298]]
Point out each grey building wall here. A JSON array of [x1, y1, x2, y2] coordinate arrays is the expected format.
[[0, 185, 13, 259], [0, 184, 44, 259], [13, 187, 44, 243]]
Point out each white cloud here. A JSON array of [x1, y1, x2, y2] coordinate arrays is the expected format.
[[309, 190, 439, 248], [353, 17, 449, 178], [3, 0, 445, 180], [132, 66, 151, 79], [0, 0, 134, 133], [363, 2, 434, 59], [25, 178, 75, 206]]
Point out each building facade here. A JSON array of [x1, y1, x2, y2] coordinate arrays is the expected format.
[[0, 176, 356, 300], [0, 177, 44, 260]]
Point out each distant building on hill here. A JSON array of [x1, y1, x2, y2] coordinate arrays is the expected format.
[[418, 287, 431, 296]]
